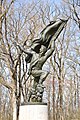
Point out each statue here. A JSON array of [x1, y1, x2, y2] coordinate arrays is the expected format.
[[24, 18, 68, 102], [27, 41, 55, 102]]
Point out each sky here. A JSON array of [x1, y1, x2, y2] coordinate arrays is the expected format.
[[14, 0, 61, 5]]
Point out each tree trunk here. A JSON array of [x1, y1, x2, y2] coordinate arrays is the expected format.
[[11, 90, 17, 120], [0, 0, 2, 41], [53, 76, 55, 120], [48, 83, 50, 120]]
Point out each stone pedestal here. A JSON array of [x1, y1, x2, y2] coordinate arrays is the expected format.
[[19, 102, 48, 120]]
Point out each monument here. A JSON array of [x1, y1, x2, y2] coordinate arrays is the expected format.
[[25, 18, 68, 102], [19, 18, 68, 120]]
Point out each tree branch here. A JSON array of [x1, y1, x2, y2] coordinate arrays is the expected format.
[[0, 0, 15, 20], [0, 76, 14, 90]]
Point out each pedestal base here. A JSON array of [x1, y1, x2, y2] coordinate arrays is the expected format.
[[19, 102, 48, 120]]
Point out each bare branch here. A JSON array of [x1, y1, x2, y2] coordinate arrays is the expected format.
[[0, 0, 15, 20], [0, 76, 14, 90]]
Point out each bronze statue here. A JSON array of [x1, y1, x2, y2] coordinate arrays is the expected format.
[[24, 18, 68, 102]]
